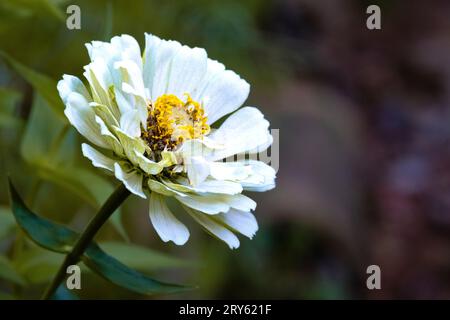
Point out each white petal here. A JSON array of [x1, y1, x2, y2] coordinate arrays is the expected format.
[[83, 59, 115, 108], [64, 92, 109, 149], [186, 156, 210, 186], [175, 192, 255, 215], [114, 60, 148, 127], [81, 143, 115, 171], [199, 135, 226, 149], [147, 178, 186, 197], [94, 116, 124, 155], [163, 177, 242, 195], [113, 86, 134, 115], [110, 34, 142, 69], [175, 194, 230, 215], [57, 74, 91, 104], [159, 178, 197, 194], [184, 207, 240, 249], [86, 34, 142, 83], [90, 102, 119, 127], [194, 179, 243, 194], [244, 132, 273, 154], [113, 162, 146, 199], [196, 59, 250, 124], [143, 33, 182, 100], [114, 60, 146, 98], [161, 151, 178, 166], [239, 160, 276, 192], [112, 127, 148, 166], [149, 193, 189, 245], [207, 107, 271, 161], [227, 194, 257, 212], [134, 151, 165, 175], [215, 209, 258, 239], [176, 139, 213, 160], [209, 162, 252, 181], [191, 59, 225, 101], [165, 46, 208, 97], [84, 56, 144, 124], [119, 109, 141, 137]]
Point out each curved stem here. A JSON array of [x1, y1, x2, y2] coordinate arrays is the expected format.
[[41, 183, 130, 300]]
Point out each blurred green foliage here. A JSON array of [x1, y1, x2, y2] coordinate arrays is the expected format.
[[0, 0, 353, 299]]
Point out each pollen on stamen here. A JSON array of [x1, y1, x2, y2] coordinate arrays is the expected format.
[[141, 93, 210, 153]]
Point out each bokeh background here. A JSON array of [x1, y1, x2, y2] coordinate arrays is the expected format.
[[1, 0, 450, 299]]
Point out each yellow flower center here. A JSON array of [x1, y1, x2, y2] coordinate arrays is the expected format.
[[141, 93, 210, 151]]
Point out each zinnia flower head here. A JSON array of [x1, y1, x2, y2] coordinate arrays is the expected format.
[[57, 34, 276, 249]]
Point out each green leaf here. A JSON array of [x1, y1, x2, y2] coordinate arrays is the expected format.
[[8, 179, 193, 295], [20, 95, 105, 207], [99, 241, 193, 271], [0, 0, 66, 21], [0, 206, 16, 239], [0, 255, 26, 286], [20, 94, 127, 239], [9, 180, 77, 253], [102, 1, 114, 41], [83, 244, 191, 295], [20, 94, 66, 164], [0, 51, 66, 120], [0, 87, 23, 129], [0, 292, 15, 300], [13, 242, 191, 286], [33, 160, 129, 240], [51, 285, 80, 300], [109, 212, 130, 242], [33, 160, 116, 209], [14, 247, 63, 284]]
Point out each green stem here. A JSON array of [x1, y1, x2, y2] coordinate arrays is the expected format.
[[41, 183, 130, 300]]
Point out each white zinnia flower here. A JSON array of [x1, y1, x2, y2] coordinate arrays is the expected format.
[[57, 34, 276, 249]]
